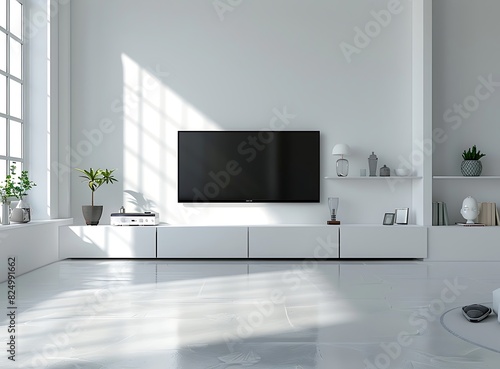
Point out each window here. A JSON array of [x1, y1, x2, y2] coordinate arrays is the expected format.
[[0, 0, 23, 176]]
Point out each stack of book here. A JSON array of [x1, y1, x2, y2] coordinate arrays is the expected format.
[[477, 202, 500, 226], [432, 201, 449, 226]]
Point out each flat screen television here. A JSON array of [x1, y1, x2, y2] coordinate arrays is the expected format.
[[178, 130, 320, 203]]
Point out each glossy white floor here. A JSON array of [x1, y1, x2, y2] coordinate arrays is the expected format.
[[2, 259, 500, 369]]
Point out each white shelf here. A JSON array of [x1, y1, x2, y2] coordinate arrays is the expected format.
[[0, 218, 73, 231], [433, 176, 500, 179], [324, 176, 422, 180]]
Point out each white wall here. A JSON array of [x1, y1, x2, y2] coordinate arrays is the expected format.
[[67, 0, 414, 225], [21, 0, 69, 220], [24, 0, 58, 220], [433, 0, 500, 224]]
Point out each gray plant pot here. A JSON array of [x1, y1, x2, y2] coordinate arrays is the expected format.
[[461, 160, 482, 176], [82, 205, 103, 226]]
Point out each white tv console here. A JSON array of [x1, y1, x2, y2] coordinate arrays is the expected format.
[[59, 224, 427, 260]]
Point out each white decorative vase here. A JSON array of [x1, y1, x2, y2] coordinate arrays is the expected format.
[[1, 202, 11, 225], [493, 288, 500, 315]]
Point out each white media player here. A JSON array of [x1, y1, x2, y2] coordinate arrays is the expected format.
[[110, 212, 159, 226]]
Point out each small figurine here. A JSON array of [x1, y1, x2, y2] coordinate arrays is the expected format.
[[460, 196, 479, 224]]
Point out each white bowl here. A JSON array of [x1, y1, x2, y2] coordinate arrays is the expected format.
[[493, 288, 500, 315], [395, 169, 411, 176]]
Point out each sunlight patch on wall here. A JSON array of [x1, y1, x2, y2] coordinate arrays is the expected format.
[[121, 54, 278, 225]]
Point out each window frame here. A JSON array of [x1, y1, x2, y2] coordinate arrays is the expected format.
[[0, 0, 24, 176]]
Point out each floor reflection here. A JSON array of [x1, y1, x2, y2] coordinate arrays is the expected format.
[[1, 260, 500, 368]]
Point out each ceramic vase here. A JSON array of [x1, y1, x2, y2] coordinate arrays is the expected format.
[[1, 202, 11, 225], [82, 205, 103, 225], [368, 152, 378, 177], [461, 160, 482, 176]]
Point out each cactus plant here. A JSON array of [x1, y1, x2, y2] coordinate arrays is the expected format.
[[462, 145, 485, 161]]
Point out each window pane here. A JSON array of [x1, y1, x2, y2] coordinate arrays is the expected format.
[[0, 32, 5, 72], [0, 1, 5, 30], [9, 36, 21, 78], [9, 0, 22, 39], [0, 75, 5, 114], [0, 117, 5, 156], [9, 78, 21, 119], [9, 120, 21, 158], [0, 159, 6, 177]]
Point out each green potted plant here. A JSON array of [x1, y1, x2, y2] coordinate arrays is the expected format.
[[461, 145, 486, 176], [0, 163, 37, 224], [76, 168, 118, 225]]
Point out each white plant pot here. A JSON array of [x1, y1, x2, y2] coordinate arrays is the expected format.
[[1, 202, 11, 225]]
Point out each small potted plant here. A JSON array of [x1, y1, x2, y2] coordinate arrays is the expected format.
[[76, 168, 118, 225], [461, 145, 486, 176], [0, 163, 36, 224]]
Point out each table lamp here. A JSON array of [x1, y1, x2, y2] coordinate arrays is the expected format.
[[332, 144, 351, 177], [327, 197, 340, 225]]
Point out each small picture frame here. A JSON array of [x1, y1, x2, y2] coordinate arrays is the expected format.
[[395, 208, 409, 225], [383, 212, 395, 225]]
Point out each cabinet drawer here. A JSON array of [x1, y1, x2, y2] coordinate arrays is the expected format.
[[249, 226, 339, 258], [157, 226, 248, 258], [59, 226, 157, 258], [340, 226, 427, 258]]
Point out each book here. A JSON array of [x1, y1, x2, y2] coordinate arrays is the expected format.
[[456, 223, 485, 227], [433, 201, 449, 226], [478, 202, 486, 225], [442, 202, 449, 226], [478, 202, 494, 226], [484, 203, 489, 226], [432, 202, 438, 226], [478, 202, 497, 226], [438, 202, 445, 226]]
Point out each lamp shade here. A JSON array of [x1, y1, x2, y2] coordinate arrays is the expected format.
[[332, 144, 351, 156]]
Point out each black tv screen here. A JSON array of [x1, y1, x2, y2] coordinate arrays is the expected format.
[[178, 131, 320, 203]]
